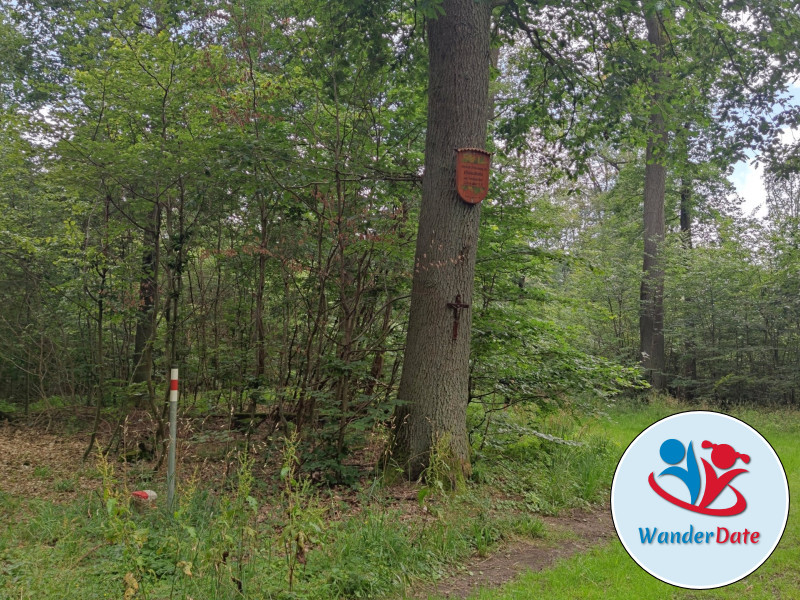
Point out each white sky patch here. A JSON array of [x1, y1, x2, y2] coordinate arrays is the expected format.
[[730, 83, 800, 220], [731, 159, 767, 218]]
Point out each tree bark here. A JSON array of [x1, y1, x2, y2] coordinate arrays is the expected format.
[[132, 203, 160, 400], [252, 189, 268, 422], [679, 179, 697, 397], [640, 5, 667, 391], [392, 0, 492, 480], [84, 193, 110, 461], [679, 179, 693, 250]]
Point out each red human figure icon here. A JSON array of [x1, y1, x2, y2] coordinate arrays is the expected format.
[[698, 441, 750, 509]]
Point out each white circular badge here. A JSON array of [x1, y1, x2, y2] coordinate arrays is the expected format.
[[611, 411, 789, 589]]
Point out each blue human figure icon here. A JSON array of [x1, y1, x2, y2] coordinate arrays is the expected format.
[[658, 439, 701, 505]]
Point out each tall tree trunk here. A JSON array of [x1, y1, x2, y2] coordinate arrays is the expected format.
[[166, 181, 186, 371], [84, 193, 110, 460], [391, 0, 492, 480], [640, 5, 667, 391], [132, 3, 168, 407], [679, 179, 697, 398], [132, 202, 161, 407]]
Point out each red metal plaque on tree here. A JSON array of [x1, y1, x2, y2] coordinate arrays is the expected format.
[[456, 148, 491, 204]]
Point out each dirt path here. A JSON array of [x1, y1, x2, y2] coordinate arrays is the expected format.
[[415, 505, 616, 599]]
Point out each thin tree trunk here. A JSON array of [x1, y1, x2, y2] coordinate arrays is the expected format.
[[679, 180, 693, 251], [392, 0, 492, 480], [84, 269, 106, 461], [679, 180, 697, 397], [243, 189, 268, 449], [364, 302, 392, 397], [132, 202, 161, 406], [166, 181, 186, 371], [84, 193, 110, 460]]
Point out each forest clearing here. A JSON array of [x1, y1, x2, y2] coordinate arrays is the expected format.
[[2, 0, 800, 597]]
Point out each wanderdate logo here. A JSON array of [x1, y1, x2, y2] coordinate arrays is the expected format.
[[611, 411, 789, 589], [648, 438, 750, 516]]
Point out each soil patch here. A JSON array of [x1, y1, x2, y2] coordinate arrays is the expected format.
[[0, 422, 101, 503], [416, 505, 616, 599]]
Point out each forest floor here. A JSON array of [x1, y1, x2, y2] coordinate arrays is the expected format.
[[0, 408, 618, 599], [0, 414, 616, 598], [5, 400, 795, 599], [0, 420, 100, 502]]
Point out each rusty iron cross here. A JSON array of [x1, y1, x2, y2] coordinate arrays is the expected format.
[[446, 294, 470, 340]]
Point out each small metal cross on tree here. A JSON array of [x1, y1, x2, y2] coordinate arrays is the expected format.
[[446, 294, 470, 340]]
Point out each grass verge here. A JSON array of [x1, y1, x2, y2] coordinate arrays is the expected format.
[[449, 399, 800, 599]]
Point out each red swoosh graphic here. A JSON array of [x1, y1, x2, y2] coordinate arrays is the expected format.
[[648, 472, 747, 516]]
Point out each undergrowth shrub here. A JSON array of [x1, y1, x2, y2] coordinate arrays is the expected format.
[[469, 405, 617, 514]]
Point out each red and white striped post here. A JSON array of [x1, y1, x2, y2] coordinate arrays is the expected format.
[[167, 367, 178, 511]]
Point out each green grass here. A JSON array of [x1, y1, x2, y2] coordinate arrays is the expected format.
[[449, 399, 800, 599], [0, 434, 550, 600], [469, 405, 619, 515], [0, 484, 544, 600], [1, 401, 613, 600], [8, 400, 793, 599]]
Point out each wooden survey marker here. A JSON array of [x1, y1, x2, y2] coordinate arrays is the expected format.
[[455, 148, 491, 204]]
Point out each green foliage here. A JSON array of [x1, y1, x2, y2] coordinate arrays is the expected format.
[[471, 166, 647, 417], [470, 406, 618, 515], [418, 432, 465, 500], [496, 0, 799, 172], [661, 214, 800, 403], [1, 0, 798, 516], [444, 401, 800, 600], [416, 0, 445, 19], [0, 0, 427, 473], [278, 434, 327, 593], [3, 0, 800, 594]]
